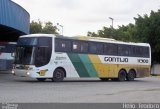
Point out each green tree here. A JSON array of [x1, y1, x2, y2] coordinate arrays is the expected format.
[[88, 26, 117, 39], [30, 20, 59, 34], [87, 24, 135, 41], [42, 22, 58, 34], [87, 31, 98, 37], [30, 20, 42, 34], [134, 10, 160, 63], [116, 24, 136, 42]]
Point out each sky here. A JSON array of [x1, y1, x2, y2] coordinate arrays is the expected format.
[[12, 0, 160, 36]]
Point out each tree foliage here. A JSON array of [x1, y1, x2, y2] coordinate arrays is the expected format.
[[30, 20, 42, 34], [134, 10, 160, 63], [30, 20, 59, 34], [87, 24, 136, 42], [87, 10, 160, 63]]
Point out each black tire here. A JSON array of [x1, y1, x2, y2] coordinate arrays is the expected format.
[[100, 78, 109, 81], [127, 70, 136, 81], [52, 69, 65, 82], [118, 70, 126, 81], [37, 78, 46, 82], [111, 78, 118, 81]]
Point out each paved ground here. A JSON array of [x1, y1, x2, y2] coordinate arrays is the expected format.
[[0, 71, 160, 103]]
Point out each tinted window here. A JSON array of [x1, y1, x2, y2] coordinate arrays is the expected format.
[[35, 47, 52, 67], [130, 46, 136, 57], [136, 46, 143, 57], [89, 42, 103, 54], [130, 46, 149, 58], [143, 47, 150, 57], [72, 41, 81, 52], [80, 41, 88, 53], [55, 38, 150, 57], [104, 43, 117, 55], [38, 37, 52, 47], [18, 37, 38, 46], [55, 38, 71, 52], [72, 41, 88, 53], [0, 44, 16, 53], [15, 47, 36, 65], [118, 44, 130, 56]]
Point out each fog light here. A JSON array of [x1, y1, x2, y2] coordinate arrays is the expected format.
[[27, 72, 30, 75]]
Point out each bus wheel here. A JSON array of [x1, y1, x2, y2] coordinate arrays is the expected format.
[[100, 78, 109, 81], [118, 70, 126, 81], [111, 78, 118, 81], [127, 70, 135, 81], [37, 78, 46, 82], [52, 69, 65, 82]]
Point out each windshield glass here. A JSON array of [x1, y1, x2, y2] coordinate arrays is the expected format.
[[15, 46, 36, 65], [17, 37, 38, 46], [15, 37, 52, 66], [0, 43, 16, 53]]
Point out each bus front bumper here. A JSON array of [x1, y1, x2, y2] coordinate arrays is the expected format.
[[11, 69, 38, 78]]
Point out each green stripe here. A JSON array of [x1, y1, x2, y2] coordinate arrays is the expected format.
[[67, 53, 90, 77], [78, 54, 98, 77], [67, 53, 98, 77]]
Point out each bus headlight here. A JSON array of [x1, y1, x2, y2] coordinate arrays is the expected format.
[[27, 72, 30, 75], [11, 70, 15, 75], [11, 70, 15, 74]]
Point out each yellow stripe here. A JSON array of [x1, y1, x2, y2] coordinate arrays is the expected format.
[[88, 55, 108, 77]]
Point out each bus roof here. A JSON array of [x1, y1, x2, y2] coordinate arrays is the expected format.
[[19, 34, 150, 47], [20, 34, 55, 38]]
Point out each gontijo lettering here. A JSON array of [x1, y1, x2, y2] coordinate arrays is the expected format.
[[104, 57, 128, 63]]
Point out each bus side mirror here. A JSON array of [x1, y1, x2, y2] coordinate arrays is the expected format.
[[11, 52, 15, 57]]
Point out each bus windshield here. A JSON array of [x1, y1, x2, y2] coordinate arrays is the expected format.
[[15, 37, 52, 66], [17, 37, 38, 46], [15, 46, 36, 65]]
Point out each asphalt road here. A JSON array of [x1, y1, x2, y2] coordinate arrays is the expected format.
[[0, 71, 160, 103]]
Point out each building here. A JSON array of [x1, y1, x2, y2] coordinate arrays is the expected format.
[[0, 0, 30, 70], [0, 0, 30, 41]]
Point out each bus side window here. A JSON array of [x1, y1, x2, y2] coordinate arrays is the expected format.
[[55, 38, 71, 52], [135, 46, 142, 57], [72, 41, 88, 53], [72, 41, 88, 54], [89, 42, 97, 54], [89, 42, 103, 54], [80, 41, 88, 53], [130, 46, 135, 57], [72, 41, 81, 52], [143, 47, 150, 58], [136, 46, 150, 58], [118, 44, 129, 56], [104, 43, 117, 55]]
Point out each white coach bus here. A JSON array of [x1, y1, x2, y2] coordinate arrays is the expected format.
[[12, 34, 151, 82]]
